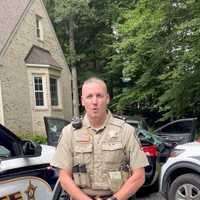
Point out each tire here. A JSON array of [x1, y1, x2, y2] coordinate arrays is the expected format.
[[168, 173, 200, 200]]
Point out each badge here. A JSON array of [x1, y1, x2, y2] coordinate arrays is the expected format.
[[109, 131, 118, 138], [25, 181, 37, 200]]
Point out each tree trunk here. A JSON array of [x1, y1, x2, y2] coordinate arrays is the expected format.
[[68, 16, 79, 117]]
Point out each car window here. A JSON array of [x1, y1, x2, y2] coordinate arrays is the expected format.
[[141, 120, 149, 130], [160, 121, 193, 134], [0, 145, 11, 158], [44, 117, 70, 146]]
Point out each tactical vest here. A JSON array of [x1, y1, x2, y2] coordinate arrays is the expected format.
[[71, 117, 130, 192]]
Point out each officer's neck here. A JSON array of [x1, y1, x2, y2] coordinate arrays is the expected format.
[[89, 114, 107, 129]]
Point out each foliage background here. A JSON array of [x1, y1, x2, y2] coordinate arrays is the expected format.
[[44, 0, 200, 126], [17, 133, 47, 144]]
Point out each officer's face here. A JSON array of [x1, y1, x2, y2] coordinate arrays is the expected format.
[[81, 82, 110, 120]]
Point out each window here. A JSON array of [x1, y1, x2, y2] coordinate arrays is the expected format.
[[0, 145, 11, 158], [44, 117, 70, 146], [161, 121, 193, 134], [36, 15, 43, 40], [50, 77, 59, 106], [34, 76, 44, 106]]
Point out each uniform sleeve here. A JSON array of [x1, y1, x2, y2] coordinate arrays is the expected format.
[[50, 125, 73, 171], [123, 124, 149, 170]]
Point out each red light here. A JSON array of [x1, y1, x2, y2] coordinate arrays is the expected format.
[[142, 145, 157, 156], [47, 166, 52, 170], [196, 139, 200, 143]]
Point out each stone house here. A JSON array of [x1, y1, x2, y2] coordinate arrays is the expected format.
[[0, 0, 73, 134]]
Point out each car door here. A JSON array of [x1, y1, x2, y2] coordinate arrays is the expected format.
[[44, 116, 70, 146], [52, 181, 70, 200], [154, 118, 198, 146], [0, 124, 54, 199]]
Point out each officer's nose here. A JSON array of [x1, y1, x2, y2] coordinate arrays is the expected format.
[[91, 96, 97, 104]]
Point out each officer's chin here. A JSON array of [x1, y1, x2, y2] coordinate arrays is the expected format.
[[89, 112, 100, 119]]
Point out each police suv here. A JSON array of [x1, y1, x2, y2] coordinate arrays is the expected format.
[[0, 124, 57, 199]]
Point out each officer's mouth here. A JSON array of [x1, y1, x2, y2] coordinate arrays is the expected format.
[[92, 108, 98, 112]]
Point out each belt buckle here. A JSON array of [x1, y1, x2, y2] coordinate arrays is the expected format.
[[94, 195, 110, 200], [94, 196, 102, 200]]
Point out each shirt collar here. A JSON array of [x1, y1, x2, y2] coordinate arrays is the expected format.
[[83, 110, 112, 132]]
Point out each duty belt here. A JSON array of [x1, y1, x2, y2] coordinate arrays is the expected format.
[[89, 195, 112, 200], [82, 188, 113, 197]]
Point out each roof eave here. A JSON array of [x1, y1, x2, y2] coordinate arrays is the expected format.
[[26, 63, 62, 71]]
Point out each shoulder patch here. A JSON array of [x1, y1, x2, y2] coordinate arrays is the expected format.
[[110, 117, 126, 127], [57, 124, 72, 143]]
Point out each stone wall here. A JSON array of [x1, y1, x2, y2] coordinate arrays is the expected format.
[[1, 0, 72, 134]]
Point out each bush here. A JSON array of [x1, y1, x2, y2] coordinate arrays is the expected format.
[[17, 133, 47, 144]]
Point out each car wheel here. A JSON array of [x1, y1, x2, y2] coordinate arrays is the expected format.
[[168, 173, 200, 200]]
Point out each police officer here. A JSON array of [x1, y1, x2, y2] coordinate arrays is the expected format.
[[51, 77, 149, 200]]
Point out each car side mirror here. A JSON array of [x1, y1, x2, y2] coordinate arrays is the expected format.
[[22, 140, 42, 157]]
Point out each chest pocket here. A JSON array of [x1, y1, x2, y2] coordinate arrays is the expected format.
[[101, 142, 124, 164], [73, 144, 93, 165]]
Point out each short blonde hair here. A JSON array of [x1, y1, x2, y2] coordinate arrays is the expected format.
[[82, 77, 108, 94]]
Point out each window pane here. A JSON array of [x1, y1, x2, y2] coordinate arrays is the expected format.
[[50, 78, 58, 106], [36, 15, 43, 40], [39, 83, 43, 91], [34, 76, 44, 106], [0, 145, 11, 158]]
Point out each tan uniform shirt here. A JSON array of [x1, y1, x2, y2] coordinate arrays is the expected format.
[[51, 112, 149, 194]]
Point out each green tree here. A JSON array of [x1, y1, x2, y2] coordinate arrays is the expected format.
[[44, 0, 94, 116], [109, 0, 200, 120], [158, 0, 200, 119], [44, 0, 200, 121], [45, 0, 126, 95]]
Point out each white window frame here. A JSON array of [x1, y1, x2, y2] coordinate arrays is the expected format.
[[49, 76, 61, 108], [49, 76, 59, 107], [36, 15, 44, 41], [32, 74, 47, 108]]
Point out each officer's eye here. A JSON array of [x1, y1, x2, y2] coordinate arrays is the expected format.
[[86, 94, 93, 99], [96, 94, 104, 98]]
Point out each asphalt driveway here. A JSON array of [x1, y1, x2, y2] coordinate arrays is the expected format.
[[137, 192, 166, 200]]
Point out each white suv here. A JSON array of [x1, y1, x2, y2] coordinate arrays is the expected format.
[[160, 141, 200, 200]]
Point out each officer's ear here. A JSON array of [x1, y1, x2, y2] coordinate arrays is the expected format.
[[106, 94, 110, 105], [81, 95, 85, 106]]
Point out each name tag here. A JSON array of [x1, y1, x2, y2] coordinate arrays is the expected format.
[[76, 135, 90, 143]]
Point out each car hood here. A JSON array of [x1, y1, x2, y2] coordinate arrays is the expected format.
[[40, 144, 56, 162], [174, 141, 200, 151], [166, 141, 200, 161], [0, 145, 56, 172]]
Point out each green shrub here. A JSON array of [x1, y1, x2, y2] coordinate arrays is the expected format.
[[17, 133, 47, 144]]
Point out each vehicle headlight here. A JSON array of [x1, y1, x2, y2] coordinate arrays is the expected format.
[[169, 149, 185, 157]]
